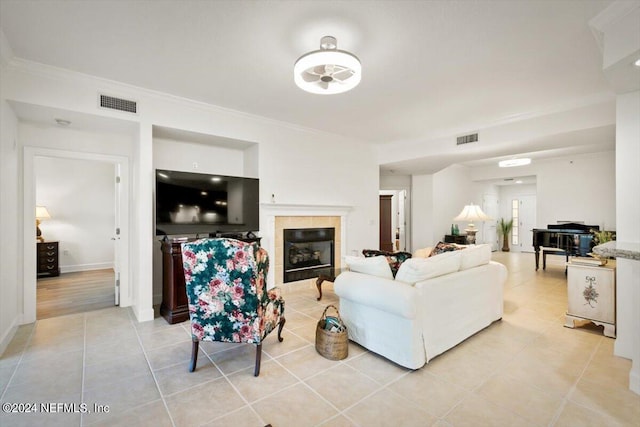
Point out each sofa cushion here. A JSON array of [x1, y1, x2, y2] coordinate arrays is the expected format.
[[395, 251, 462, 284], [429, 241, 466, 256], [459, 244, 492, 270], [345, 255, 394, 279], [362, 249, 412, 277]]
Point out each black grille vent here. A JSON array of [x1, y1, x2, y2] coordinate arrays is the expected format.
[[456, 133, 478, 145], [99, 94, 137, 114]]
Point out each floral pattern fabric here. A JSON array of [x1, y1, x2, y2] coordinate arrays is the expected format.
[[362, 249, 412, 277], [181, 238, 285, 344]]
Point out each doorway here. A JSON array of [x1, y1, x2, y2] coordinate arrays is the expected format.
[[379, 190, 409, 252], [23, 147, 130, 323]]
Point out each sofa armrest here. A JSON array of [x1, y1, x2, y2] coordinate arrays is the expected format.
[[334, 271, 418, 319]]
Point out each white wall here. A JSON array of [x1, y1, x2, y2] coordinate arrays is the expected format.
[[411, 174, 433, 250], [35, 156, 115, 272], [432, 165, 475, 242], [0, 59, 379, 338], [536, 152, 615, 229], [469, 151, 616, 230], [0, 100, 20, 354]]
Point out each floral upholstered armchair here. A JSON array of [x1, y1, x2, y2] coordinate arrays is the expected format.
[[181, 238, 285, 376]]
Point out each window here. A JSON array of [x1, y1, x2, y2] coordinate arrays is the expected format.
[[512, 199, 519, 246]]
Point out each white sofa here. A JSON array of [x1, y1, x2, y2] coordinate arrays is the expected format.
[[334, 245, 507, 369]]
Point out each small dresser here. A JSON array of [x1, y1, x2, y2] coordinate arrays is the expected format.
[[37, 241, 60, 277]]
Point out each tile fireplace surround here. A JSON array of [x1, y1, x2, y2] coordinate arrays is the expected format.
[[260, 204, 351, 288]]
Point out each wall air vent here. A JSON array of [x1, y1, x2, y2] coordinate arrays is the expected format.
[[456, 133, 478, 145], [99, 94, 137, 114]]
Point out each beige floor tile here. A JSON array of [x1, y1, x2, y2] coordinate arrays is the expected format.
[[582, 356, 633, 390], [208, 343, 271, 375], [252, 382, 338, 427], [569, 377, 640, 425], [227, 359, 299, 403], [82, 373, 160, 424], [145, 341, 199, 371], [0, 364, 17, 392], [277, 345, 337, 380], [84, 352, 151, 389], [422, 349, 498, 391], [554, 401, 626, 427], [138, 325, 191, 351], [8, 349, 83, 388], [444, 393, 535, 427], [165, 377, 245, 427], [84, 335, 144, 365], [201, 405, 265, 427], [346, 351, 410, 385], [155, 357, 223, 396], [86, 399, 173, 427], [475, 373, 564, 425], [317, 414, 360, 427], [345, 388, 437, 427], [389, 369, 468, 418], [262, 329, 309, 358], [306, 363, 380, 410]]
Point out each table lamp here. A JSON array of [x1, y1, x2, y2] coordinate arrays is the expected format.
[[453, 204, 491, 244], [36, 206, 51, 242]]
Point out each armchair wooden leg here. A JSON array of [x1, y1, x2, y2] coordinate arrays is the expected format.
[[189, 340, 199, 372], [254, 343, 262, 377], [277, 317, 285, 342]]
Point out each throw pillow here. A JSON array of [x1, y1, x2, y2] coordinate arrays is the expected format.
[[361, 249, 412, 277], [395, 250, 462, 284], [413, 247, 434, 258], [429, 241, 465, 257], [345, 255, 394, 279]]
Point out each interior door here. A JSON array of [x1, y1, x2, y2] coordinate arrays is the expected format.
[[518, 195, 537, 253], [379, 195, 394, 251], [113, 165, 121, 305]]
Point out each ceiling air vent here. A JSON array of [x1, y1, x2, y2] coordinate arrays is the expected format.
[[456, 133, 478, 145], [99, 94, 137, 114]]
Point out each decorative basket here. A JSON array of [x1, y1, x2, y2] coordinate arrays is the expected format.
[[315, 304, 348, 360]]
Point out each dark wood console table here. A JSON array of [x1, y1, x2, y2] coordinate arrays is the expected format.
[[160, 236, 262, 324]]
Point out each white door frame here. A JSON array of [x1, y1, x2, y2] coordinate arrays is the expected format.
[[23, 147, 130, 323]]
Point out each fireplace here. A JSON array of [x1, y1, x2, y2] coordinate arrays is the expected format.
[[283, 227, 335, 283]]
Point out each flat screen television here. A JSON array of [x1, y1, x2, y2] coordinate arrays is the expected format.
[[155, 169, 259, 236]]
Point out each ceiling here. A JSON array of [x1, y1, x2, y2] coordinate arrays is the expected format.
[[0, 0, 624, 175]]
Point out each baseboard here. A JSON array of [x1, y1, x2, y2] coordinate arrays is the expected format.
[[132, 305, 155, 323], [0, 316, 19, 357], [60, 262, 114, 274]]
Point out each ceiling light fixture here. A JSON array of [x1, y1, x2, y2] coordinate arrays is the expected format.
[[294, 36, 361, 95], [498, 158, 531, 168], [634, 58, 640, 67]]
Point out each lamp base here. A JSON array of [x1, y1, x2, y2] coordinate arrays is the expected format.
[[464, 228, 478, 245]]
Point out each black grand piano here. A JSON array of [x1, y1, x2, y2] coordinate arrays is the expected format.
[[532, 222, 599, 271]]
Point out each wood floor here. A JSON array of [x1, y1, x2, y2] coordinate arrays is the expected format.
[[36, 269, 116, 319]]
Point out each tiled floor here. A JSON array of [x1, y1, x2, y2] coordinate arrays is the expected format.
[[1, 252, 638, 426]]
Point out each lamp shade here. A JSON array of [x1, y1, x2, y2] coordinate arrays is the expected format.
[[35, 206, 51, 219], [453, 204, 491, 222]]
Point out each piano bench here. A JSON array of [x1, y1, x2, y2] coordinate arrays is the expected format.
[[542, 249, 569, 273]]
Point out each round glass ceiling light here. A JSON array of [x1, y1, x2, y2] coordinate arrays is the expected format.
[[294, 36, 361, 95], [498, 158, 531, 168]]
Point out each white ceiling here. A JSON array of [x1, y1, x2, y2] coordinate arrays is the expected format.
[[0, 0, 624, 174]]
